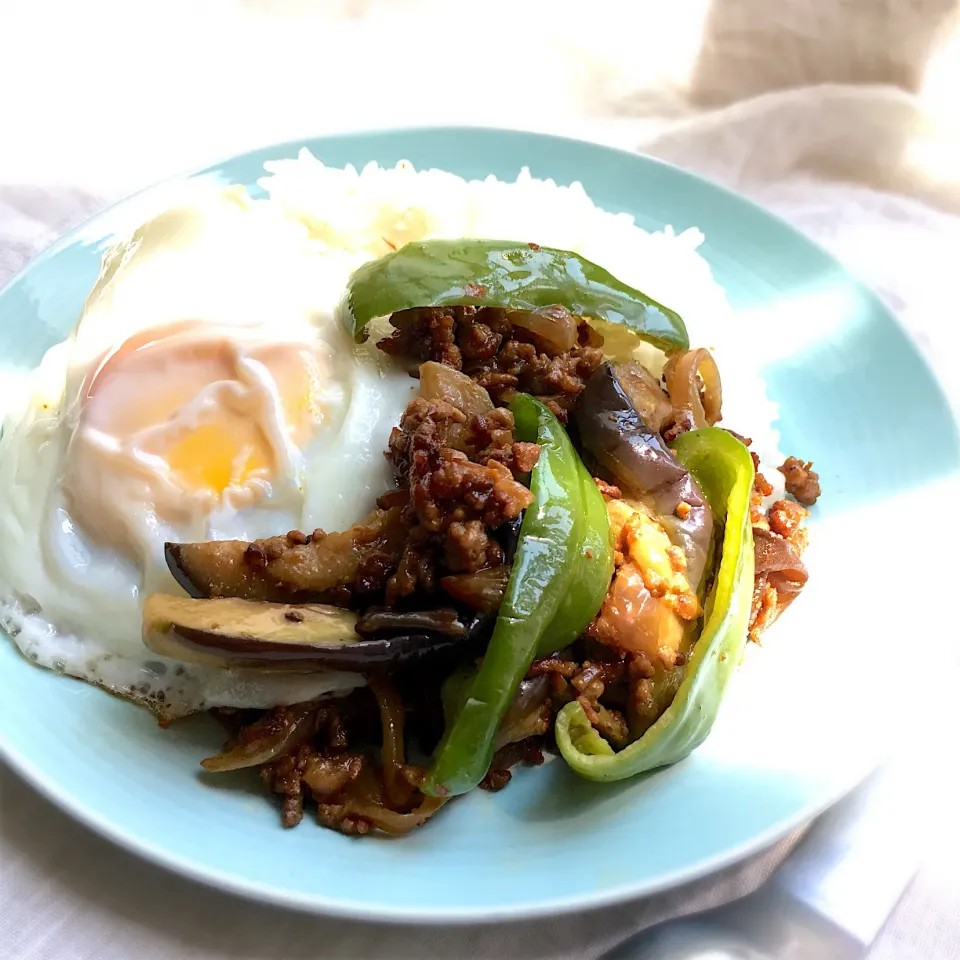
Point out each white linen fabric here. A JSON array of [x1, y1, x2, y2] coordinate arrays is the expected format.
[[2, 1, 959, 957]]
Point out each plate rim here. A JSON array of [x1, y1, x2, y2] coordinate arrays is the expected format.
[[0, 125, 955, 923], [3, 124, 956, 424], [1, 725, 884, 923]]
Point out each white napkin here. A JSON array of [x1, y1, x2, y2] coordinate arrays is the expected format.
[[2, 2, 959, 958]]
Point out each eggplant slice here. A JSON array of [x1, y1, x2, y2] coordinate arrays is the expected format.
[[572, 362, 714, 592], [165, 505, 408, 602], [143, 594, 492, 674]]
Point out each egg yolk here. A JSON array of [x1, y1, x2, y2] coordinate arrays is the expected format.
[[164, 423, 264, 495], [63, 322, 327, 555]]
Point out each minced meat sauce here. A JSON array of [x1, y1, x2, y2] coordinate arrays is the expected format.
[[378, 305, 605, 420], [205, 310, 821, 834]]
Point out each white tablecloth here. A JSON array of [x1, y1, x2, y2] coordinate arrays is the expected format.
[[2, 2, 960, 957]]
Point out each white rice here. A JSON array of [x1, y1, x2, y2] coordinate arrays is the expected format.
[[259, 149, 785, 487]]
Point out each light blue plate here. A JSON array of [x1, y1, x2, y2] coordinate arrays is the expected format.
[[1, 129, 957, 923]]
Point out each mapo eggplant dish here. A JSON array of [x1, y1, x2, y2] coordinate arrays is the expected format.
[[0, 161, 819, 839], [147, 239, 819, 836]]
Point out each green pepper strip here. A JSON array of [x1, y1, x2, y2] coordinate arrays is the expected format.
[[554, 427, 755, 782], [517, 394, 613, 658], [536, 459, 614, 657], [421, 395, 613, 798], [343, 239, 689, 353]]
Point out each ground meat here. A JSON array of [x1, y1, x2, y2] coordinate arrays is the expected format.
[[384, 390, 538, 602], [468, 407, 513, 460], [628, 651, 656, 680], [458, 308, 507, 361], [528, 657, 580, 679], [387, 397, 469, 481], [257, 702, 359, 828], [769, 498, 807, 542], [385, 448, 531, 599], [568, 660, 630, 747], [526, 655, 630, 748], [479, 737, 547, 791], [387, 527, 442, 602], [317, 804, 373, 836], [351, 550, 400, 599], [376, 488, 410, 510], [718, 435, 817, 642], [389, 398, 539, 497], [445, 519, 504, 573], [413, 450, 533, 532], [754, 471, 774, 498], [260, 743, 311, 827], [661, 408, 696, 443], [378, 306, 605, 413], [750, 470, 774, 527], [379, 307, 463, 369], [261, 750, 363, 830], [509, 441, 541, 474], [475, 337, 605, 414], [593, 478, 622, 499], [235, 678, 549, 835], [593, 704, 630, 747], [748, 577, 780, 643], [479, 768, 513, 792], [779, 456, 821, 505], [748, 502, 810, 641]]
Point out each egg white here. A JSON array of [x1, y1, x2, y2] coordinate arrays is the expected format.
[[0, 187, 416, 718]]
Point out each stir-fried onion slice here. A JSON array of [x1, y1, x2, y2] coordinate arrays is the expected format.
[[369, 676, 415, 810], [338, 795, 448, 836], [201, 702, 317, 772], [664, 348, 722, 428], [507, 305, 578, 355]]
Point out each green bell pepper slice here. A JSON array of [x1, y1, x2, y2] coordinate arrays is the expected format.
[[553, 427, 755, 782], [421, 395, 613, 798], [342, 239, 689, 353], [536, 463, 615, 657], [510, 393, 615, 658]]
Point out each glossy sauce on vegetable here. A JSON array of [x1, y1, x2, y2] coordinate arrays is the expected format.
[[573, 363, 714, 593]]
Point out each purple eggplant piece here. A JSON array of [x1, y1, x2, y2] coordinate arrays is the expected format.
[[143, 594, 494, 675], [572, 363, 714, 591]]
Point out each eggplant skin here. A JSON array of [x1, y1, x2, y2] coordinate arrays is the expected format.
[[142, 594, 492, 674], [165, 543, 206, 599], [355, 607, 467, 637], [572, 363, 714, 592]]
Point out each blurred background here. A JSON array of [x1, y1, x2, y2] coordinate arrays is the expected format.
[[4, 0, 960, 188], [4, 0, 960, 372]]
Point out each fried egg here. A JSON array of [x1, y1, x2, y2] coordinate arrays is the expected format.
[[0, 187, 416, 718]]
